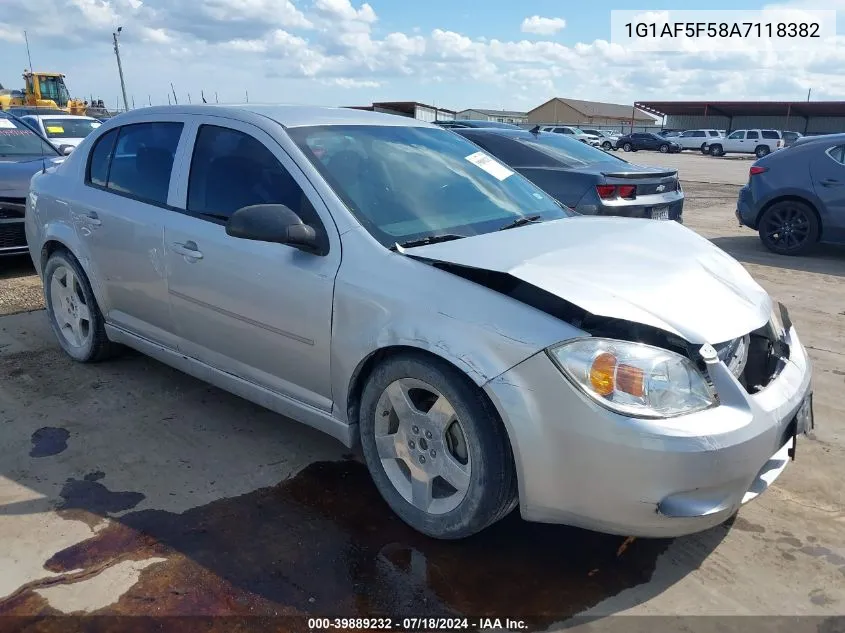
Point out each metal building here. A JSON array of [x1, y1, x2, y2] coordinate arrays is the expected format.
[[636, 101, 845, 135], [346, 101, 456, 122]]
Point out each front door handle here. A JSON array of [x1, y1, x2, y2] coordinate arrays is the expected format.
[[83, 211, 102, 226], [172, 241, 204, 260], [821, 178, 843, 187]]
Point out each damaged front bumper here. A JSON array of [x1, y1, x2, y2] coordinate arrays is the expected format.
[[483, 323, 813, 538]]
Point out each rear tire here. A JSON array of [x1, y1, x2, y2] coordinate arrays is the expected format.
[[602, 141, 612, 150], [622, 142, 632, 152], [659, 144, 669, 153], [359, 353, 518, 539], [700, 143, 708, 154], [757, 200, 819, 256], [709, 144, 724, 157], [43, 250, 116, 362], [755, 145, 770, 158]]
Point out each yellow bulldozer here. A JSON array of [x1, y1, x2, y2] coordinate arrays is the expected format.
[[0, 71, 94, 115]]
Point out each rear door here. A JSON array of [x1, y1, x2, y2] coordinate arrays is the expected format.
[[810, 144, 845, 243], [73, 118, 188, 346], [163, 116, 341, 411]]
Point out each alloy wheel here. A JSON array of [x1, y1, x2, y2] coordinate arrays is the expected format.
[[373, 378, 471, 515], [762, 205, 811, 251], [49, 265, 93, 349]]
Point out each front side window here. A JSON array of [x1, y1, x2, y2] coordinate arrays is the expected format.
[[0, 115, 60, 157], [89, 122, 183, 206], [728, 131, 745, 140], [187, 125, 326, 249], [289, 125, 569, 248], [41, 118, 102, 139]]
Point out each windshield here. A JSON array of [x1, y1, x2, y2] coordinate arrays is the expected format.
[[288, 125, 570, 246], [0, 116, 60, 156], [41, 118, 101, 139], [38, 76, 71, 108], [516, 132, 627, 167]]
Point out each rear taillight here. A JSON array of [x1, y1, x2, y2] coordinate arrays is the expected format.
[[596, 185, 616, 199], [617, 185, 636, 199], [750, 165, 768, 176], [597, 184, 637, 199]]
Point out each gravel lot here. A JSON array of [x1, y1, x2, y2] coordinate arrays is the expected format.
[[1, 152, 844, 626]]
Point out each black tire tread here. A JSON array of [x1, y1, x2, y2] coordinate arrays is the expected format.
[[757, 200, 820, 256]]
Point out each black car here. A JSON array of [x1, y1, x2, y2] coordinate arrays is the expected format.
[[736, 133, 845, 255], [435, 119, 520, 129], [616, 132, 681, 153], [453, 128, 684, 221]]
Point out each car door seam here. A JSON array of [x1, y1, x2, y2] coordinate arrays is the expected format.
[[168, 289, 315, 346]]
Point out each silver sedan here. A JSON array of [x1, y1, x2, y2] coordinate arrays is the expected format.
[[25, 105, 814, 539]]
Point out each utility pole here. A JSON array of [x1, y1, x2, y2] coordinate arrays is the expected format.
[[807, 88, 811, 102], [112, 27, 129, 111]]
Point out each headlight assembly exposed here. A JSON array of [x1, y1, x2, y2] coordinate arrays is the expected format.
[[547, 338, 717, 418]]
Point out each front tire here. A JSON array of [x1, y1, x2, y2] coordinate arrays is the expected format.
[[659, 144, 669, 153], [359, 353, 518, 539], [622, 142, 632, 152], [757, 200, 820, 256], [709, 144, 724, 157], [700, 143, 708, 154], [602, 141, 612, 150], [43, 250, 115, 362], [755, 145, 770, 158]]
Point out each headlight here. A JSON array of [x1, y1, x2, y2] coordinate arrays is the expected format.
[[547, 338, 717, 418]]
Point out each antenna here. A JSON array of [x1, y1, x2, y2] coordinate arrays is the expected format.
[[24, 30, 34, 73]]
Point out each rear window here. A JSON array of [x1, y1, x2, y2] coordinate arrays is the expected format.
[[0, 115, 59, 156], [513, 132, 625, 167], [761, 130, 781, 139]]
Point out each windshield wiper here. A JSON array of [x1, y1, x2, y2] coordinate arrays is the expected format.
[[390, 233, 465, 250], [497, 214, 542, 231]]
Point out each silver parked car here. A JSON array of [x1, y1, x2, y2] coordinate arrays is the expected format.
[[26, 105, 814, 540]]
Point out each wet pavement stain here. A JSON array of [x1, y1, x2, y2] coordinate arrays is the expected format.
[[0, 461, 725, 629], [55, 471, 146, 529], [731, 517, 766, 533], [28, 427, 70, 458]]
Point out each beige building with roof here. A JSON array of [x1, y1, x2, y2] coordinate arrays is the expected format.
[[526, 97, 658, 129]]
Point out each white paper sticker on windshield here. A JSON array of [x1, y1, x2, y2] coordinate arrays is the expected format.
[[0, 119, 15, 129], [465, 151, 514, 181]]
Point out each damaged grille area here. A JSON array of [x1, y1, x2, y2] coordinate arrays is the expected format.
[[714, 312, 791, 395]]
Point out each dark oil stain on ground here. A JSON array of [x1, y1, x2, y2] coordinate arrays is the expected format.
[[28, 427, 70, 458], [0, 460, 726, 631], [55, 471, 146, 529]]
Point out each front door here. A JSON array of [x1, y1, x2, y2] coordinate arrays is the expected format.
[[724, 131, 746, 152], [164, 118, 341, 411], [72, 119, 187, 346]]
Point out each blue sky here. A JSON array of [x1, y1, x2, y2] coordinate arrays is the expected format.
[[1, 0, 842, 113]]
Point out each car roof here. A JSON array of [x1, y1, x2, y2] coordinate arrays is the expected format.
[[455, 128, 581, 141], [789, 132, 845, 148], [98, 104, 437, 129]]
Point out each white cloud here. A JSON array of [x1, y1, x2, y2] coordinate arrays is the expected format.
[[520, 16, 566, 36], [1, 0, 845, 111]]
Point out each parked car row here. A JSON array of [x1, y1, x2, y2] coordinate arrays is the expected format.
[[21, 104, 813, 542]]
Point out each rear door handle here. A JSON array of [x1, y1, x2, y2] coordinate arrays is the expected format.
[[172, 240, 204, 260], [83, 211, 102, 226]]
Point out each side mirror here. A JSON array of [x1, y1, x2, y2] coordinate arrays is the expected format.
[[225, 204, 319, 252], [58, 144, 74, 155]]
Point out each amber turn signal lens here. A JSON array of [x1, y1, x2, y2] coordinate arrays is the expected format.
[[617, 363, 645, 398], [589, 352, 617, 397]]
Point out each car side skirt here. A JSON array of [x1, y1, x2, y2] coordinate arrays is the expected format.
[[105, 324, 355, 448]]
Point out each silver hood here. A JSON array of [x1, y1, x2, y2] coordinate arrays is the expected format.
[[404, 216, 772, 345]]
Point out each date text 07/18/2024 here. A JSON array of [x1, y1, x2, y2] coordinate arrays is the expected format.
[[308, 618, 529, 630]]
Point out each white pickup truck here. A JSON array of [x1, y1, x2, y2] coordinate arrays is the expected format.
[[704, 129, 784, 158], [674, 129, 724, 153]]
